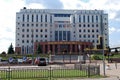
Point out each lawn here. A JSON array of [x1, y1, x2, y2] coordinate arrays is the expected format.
[[0, 69, 88, 80]]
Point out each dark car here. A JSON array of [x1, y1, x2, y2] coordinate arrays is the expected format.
[[38, 58, 48, 66]]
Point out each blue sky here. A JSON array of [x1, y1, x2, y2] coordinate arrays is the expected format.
[[0, 0, 120, 53]]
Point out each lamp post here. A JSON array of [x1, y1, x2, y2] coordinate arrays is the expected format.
[[102, 35, 106, 76]]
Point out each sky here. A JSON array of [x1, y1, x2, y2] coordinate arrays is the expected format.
[[0, 0, 120, 53]]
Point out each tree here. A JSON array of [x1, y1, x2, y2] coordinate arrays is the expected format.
[[36, 44, 42, 54], [7, 43, 14, 54]]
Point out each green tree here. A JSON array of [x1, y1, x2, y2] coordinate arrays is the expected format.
[[7, 43, 14, 54], [36, 44, 42, 54]]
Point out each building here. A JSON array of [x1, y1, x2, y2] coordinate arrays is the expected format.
[[15, 7, 109, 54]]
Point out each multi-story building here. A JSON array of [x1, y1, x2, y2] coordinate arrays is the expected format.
[[15, 7, 109, 54]]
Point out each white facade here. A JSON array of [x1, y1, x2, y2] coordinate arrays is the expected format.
[[16, 7, 109, 54]]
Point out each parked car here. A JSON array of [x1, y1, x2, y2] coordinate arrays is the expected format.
[[38, 57, 48, 66]]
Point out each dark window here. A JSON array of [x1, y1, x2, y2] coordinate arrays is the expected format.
[[41, 15, 42, 22], [27, 29, 29, 32], [22, 40, 24, 43], [79, 29, 81, 32], [50, 15, 52, 23], [83, 15, 85, 23], [79, 24, 81, 27], [67, 31, 70, 41], [88, 15, 89, 22], [92, 15, 94, 22], [45, 29, 47, 32], [63, 31, 66, 40], [27, 40, 29, 43], [55, 31, 58, 41], [27, 24, 29, 27], [45, 15, 47, 22], [27, 34, 29, 38], [36, 35, 38, 38], [36, 15, 38, 22], [96, 15, 98, 22], [59, 31, 62, 41], [22, 35, 24, 38], [32, 15, 34, 22], [54, 14, 70, 17], [27, 15, 29, 22], [40, 29, 43, 32], [36, 29, 38, 32], [22, 24, 24, 27], [79, 15, 81, 22], [45, 35, 47, 38], [22, 29, 24, 32]]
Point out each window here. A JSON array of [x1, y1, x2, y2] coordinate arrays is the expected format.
[[36, 29, 38, 32], [36, 15, 38, 22], [22, 24, 24, 27], [27, 29, 29, 32], [40, 29, 43, 32], [32, 15, 34, 22], [54, 14, 70, 17], [27, 24, 29, 27], [41, 35, 43, 37], [96, 29, 99, 32], [92, 29, 94, 32], [27, 34, 29, 38], [45, 29, 47, 32], [36, 35, 38, 38], [40, 24, 43, 27], [88, 35, 90, 38], [79, 35, 81, 38], [88, 29, 90, 32], [50, 15, 52, 23], [92, 24, 94, 27], [79, 24, 81, 27], [36, 24, 38, 27], [22, 40, 24, 43], [73, 16, 75, 23], [92, 35, 94, 38], [79, 29, 81, 32], [22, 29, 24, 32], [92, 15, 94, 22], [83, 24, 86, 27], [88, 24, 90, 27], [45, 14, 47, 22], [22, 35, 24, 38], [23, 14, 25, 22], [96, 15, 98, 22], [96, 24, 98, 27], [31, 24, 34, 26], [27, 15, 29, 22], [27, 40, 29, 43], [45, 24, 47, 27], [83, 29, 86, 32], [83, 34, 86, 38], [41, 15, 42, 22], [83, 15, 85, 23], [45, 35, 47, 38], [88, 15, 89, 23], [79, 15, 81, 22]]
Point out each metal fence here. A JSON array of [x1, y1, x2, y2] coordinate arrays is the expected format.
[[0, 65, 100, 80]]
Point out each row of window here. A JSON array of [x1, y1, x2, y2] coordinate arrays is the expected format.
[[19, 23, 48, 27], [79, 34, 99, 38], [21, 34, 48, 38], [22, 14, 52, 23], [21, 29, 48, 32], [21, 39, 48, 44], [79, 29, 99, 33]]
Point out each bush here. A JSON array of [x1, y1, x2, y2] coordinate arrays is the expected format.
[[91, 54, 101, 60]]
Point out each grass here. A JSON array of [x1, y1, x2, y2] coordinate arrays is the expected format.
[[0, 69, 89, 80]]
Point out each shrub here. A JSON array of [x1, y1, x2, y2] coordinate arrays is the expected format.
[[91, 54, 101, 60]]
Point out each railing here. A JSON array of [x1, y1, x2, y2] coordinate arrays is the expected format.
[[0, 65, 100, 80]]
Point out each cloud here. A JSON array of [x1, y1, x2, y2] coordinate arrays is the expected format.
[[25, 0, 63, 9], [0, 0, 25, 53], [109, 27, 120, 34]]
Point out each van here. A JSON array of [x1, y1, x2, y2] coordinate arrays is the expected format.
[[38, 58, 48, 66]]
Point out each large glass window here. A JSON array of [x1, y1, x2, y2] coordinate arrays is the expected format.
[[63, 31, 66, 40], [67, 31, 70, 41], [55, 31, 58, 41], [54, 14, 70, 17], [59, 31, 62, 41]]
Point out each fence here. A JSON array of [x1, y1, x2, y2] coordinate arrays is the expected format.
[[0, 65, 100, 80]]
